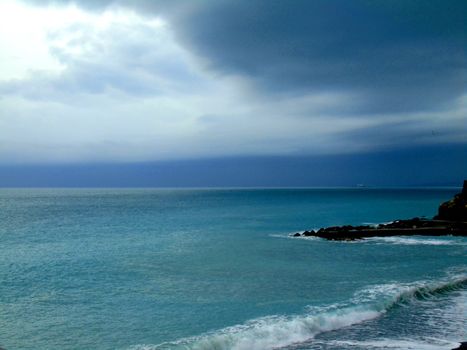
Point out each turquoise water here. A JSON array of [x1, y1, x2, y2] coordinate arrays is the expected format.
[[0, 188, 465, 350]]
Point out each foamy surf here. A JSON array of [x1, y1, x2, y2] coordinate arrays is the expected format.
[[315, 338, 460, 349], [130, 308, 380, 350], [363, 236, 467, 246], [128, 274, 467, 350], [269, 233, 321, 241]]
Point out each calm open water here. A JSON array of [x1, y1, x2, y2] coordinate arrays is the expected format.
[[0, 188, 465, 350]]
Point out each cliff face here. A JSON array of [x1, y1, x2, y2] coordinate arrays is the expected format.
[[434, 180, 467, 222]]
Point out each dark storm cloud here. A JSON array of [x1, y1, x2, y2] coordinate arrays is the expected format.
[[335, 116, 467, 152], [1, 143, 466, 187], [168, 0, 466, 113], [4, 0, 465, 169], [25, 0, 466, 114]]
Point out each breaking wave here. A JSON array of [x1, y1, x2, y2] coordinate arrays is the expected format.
[[128, 274, 467, 350]]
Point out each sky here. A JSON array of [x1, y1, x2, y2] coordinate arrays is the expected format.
[[0, 0, 466, 186]]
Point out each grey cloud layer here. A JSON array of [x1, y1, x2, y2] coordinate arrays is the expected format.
[[26, 0, 466, 114], [173, 0, 466, 114], [1, 0, 465, 163]]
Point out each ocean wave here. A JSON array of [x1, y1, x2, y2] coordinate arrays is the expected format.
[[129, 308, 380, 350], [353, 274, 467, 308], [128, 274, 467, 350]]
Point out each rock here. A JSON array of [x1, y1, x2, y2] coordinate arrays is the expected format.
[[303, 230, 315, 236], [452, 342, 467, 350], [293, 181, 467, 241], [434, 180, 467, 221], [295, 219, 467, 241]]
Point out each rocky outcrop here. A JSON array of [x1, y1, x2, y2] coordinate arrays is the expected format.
[[296, 219, 467, 241], [434, 180, 467, 221], [452, 342, 467, 350], [294, 181, 467, 241]]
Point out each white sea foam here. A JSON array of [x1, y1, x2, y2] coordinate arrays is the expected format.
[[130, 307, 380, 350], [268, 233, 321, 241], [268, 233, 294, 239], [362, 221, 394, 227], [128, 274, 467, 350], [273, 230, 466, 246], [363, 236, 466, 246], [324, 338, 460, 349]]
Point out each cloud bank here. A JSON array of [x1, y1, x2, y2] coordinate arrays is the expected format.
[[0, 0, 465, 164]]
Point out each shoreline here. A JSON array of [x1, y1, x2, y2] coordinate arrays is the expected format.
[[293, 218, 467, 241], [293, 180, 467, 241]]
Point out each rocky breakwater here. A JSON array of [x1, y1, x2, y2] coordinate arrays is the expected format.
[[293, 181, 467, 241]]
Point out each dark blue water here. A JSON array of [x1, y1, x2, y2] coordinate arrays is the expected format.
[[0, 188, 465, 350]]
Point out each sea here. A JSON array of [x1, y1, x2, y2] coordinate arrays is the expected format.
[[0, 188, 465, 350]]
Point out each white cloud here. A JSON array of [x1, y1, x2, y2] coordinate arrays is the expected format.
[[0, 0, 80, 80]]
